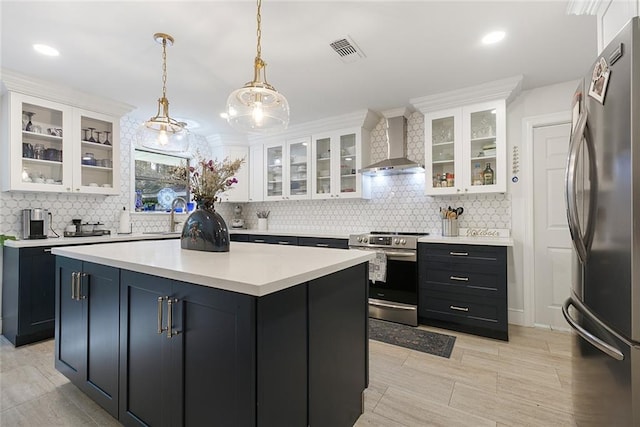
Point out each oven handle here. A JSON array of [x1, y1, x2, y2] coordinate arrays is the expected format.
[[350, 247, 416, 261], [369, 300, 417, 311]]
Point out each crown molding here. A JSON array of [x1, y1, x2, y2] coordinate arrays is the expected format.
[[245, 109, 381, 145], [0, 68, 134, 117], [410, 75, 523, 114]]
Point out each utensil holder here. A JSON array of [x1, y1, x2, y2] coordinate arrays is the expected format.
[[441, 218, 458, 237], [258, 218, 268, 231]]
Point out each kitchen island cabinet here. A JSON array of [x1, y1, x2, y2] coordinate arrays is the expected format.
[[55, 258, 120, 417], [52, 240, 372, 427]]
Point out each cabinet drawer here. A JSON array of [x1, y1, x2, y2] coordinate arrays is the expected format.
[[419, 243, 503, 265], [419, 290, 505, 327], [423, 269, 504, 298], [230, 234, 249, 242], [298, 237, 348, 249]]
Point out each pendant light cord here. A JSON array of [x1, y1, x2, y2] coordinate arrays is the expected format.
[[161, 37, 168, 101], [256, 0, 262, 60]]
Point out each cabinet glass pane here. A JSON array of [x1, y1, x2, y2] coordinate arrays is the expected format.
[[431, 116, 455, 189], [289, 141, 308, 196], [266, 146, 283, 197], [20, 102, 64, 187], [80, 116, 114, 188], [315, 137, 331, 195], [469, 109, 497, 186], [339, 133, 357, 193]]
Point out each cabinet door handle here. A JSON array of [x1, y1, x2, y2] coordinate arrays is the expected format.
[[167, 298, 179, 338], [77, 272, 87, 300], [157, 296, 167, 334], [316, 243, 330, 247], [277, 241, 290, 245], [450, 305, 469, 312], [449, 252, 468, 256], [71, 272, 78, 300], [253, 239, 266, 243], [450, 276, 469, 282]]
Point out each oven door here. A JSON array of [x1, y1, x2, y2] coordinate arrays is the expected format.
[[354, 247, 419, 326]]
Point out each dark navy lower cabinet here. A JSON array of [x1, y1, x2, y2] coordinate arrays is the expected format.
[[2, 246, 56, 346], [55, 257, 120, 417], [418, 243, 509, 341]]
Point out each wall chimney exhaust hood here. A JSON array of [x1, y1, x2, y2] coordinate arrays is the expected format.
[[360, 108, 424, 176]]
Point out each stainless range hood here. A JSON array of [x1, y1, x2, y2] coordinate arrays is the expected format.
[[360, 111, 424, 176]]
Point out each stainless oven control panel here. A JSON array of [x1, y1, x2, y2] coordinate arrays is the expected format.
[[348, 233, 424, 250]]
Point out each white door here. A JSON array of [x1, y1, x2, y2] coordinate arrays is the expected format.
[[533, 122, 573, 330]]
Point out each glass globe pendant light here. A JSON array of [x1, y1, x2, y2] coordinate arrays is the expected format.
[[137, 33, 189, 152], [226, 0, 289, 133]]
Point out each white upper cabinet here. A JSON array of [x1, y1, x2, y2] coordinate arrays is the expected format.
[[210, 144, 249, 203], [264, 136, 311, 201], [424, 100, 506, 195], [2, 92, 122, 194], [1, 71, 132, 195], [311, 128, 370, 200], [412, 76, 522, 196], [248, 144, 264, 202]]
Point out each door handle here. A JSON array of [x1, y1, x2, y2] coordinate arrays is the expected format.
[[71, 272, 78, 300], [157, 296, 167, 334], [166, 298, 179, 338], [562, 297, 624, 361], [77, 272, 87, 300], [369, 300, 416, 311]]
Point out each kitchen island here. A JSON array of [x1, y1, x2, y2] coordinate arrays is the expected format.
[[51, 240, 373, 427]]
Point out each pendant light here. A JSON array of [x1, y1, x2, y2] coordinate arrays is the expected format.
[[137, 33, 189, 152], [226, 0, 289, 133]]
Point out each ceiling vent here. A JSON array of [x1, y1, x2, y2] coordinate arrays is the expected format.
[[329, 36, 365, 63]]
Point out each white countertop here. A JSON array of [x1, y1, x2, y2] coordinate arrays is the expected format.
[[52, 240, 374, 297], [418, 234, 514, 247], [4, 232, 180, 248]]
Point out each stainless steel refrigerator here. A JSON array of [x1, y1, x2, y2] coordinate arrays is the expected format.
[[563, 16, 639, 426]]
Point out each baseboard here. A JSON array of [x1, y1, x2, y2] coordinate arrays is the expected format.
[[507, 308, 525, 326]]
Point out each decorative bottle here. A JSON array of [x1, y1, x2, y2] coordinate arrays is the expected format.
[[473, 163, 483, 185], [483, 163, 494, 185]]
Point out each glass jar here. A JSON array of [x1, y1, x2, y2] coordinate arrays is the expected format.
[[82, 152, 96, 166]]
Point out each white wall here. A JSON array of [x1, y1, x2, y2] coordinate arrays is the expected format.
[[506, 79, 581, 325]]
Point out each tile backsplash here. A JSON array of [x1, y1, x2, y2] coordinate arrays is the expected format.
[[0, 111, 510, 238]]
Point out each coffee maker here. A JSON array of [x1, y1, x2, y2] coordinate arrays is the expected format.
[[22, 208, 50, 239]]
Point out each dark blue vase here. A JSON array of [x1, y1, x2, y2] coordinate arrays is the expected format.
[[180, 206, 230, 252]]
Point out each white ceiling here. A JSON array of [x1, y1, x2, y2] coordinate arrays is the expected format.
[[1, 1, 597, 138]]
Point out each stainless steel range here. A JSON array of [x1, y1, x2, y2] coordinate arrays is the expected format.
[[348, 232, 428, 327]]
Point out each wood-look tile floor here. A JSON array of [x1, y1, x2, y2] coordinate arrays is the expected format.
[[0, 325, 577, 426]]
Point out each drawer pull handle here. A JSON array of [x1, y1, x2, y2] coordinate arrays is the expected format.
[[44, 248, 52, 253], [253, 239, 266, 243], [450, 305, 469, 312], [316, 243, 330, 247], [277, 241, 290, 245], [449, 252, 469, 256], [450, 276, 469, 282]]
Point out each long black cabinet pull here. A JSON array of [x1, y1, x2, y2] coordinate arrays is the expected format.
[[450, 305, 469, 312]]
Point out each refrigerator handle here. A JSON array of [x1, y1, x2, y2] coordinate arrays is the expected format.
[[565, 112, 588, 263], [562, 296, 626, 361], [582, 114, 598, 257]]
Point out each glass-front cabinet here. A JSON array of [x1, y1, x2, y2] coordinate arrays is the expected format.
[[424, 100, 506, 195], [2, 91, 120, 194], [311, 128, 369, 199], [264, 137, 311, 201]]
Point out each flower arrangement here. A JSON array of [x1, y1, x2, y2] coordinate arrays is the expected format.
[[172, 156, 245, 211]]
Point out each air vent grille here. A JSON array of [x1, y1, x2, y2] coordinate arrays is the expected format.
[[329, 36, 365, 63]]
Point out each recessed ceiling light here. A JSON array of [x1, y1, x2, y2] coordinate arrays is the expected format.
[[482, 31, 506, 45], [33, 44, 59, 56]]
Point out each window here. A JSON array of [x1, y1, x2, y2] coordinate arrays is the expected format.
[[134, 150, 189, 211]]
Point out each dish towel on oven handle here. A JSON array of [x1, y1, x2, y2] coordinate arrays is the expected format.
[[369, 251, 387, 283]]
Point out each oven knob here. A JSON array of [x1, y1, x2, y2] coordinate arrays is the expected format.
[[363, 238, 368, 243], [400, 239, 406, 245], [357, 236, 362, 243], [394, 238, 399, 245]]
